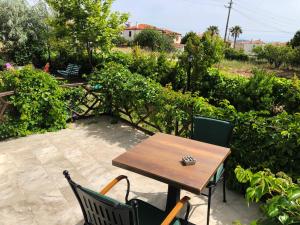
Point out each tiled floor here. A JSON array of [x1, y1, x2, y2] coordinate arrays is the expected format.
[[0, 116, 261, 225]]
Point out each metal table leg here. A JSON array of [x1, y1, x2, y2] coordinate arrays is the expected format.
[[166, 185, 196, 225], [166, 184, 181, 212]]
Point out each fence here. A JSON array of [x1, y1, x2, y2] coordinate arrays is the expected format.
[[0, 82, 103, 122]]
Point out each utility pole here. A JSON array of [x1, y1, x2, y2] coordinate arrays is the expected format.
[[224, 0, 233, 42]]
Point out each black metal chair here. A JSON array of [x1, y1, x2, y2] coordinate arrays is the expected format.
[[63, 170, 191, 225], [191, 116, 233, 225]]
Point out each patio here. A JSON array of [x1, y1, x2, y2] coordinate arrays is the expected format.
[[0, 116, 261, 225]]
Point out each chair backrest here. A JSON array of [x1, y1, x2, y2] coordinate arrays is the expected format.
[[66, 64, 80, 75], [191, 116, 233, 147], [63, 171, 135, 225]]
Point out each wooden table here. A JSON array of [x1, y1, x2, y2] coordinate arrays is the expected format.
[[112, 132, 231, 217]]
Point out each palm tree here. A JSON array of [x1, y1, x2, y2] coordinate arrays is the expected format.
[[206, 26, 219, 36], [230, 26, 243, 48]]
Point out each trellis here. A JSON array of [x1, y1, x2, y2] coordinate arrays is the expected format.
[[0, 91, 13, 121], [114, 103, 193, 137], [1, 83, 192, 137], [0, 83, 103, 122], [61, 83, 103, 119]]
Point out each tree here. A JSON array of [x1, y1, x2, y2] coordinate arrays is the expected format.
[[181, 31, 198, 44], [290, 47, 300, 66], [253, 44, 294, 68], [179, 33, 224, 92], [113, 36, 129, 47], [289, 30, 300, 48], [46, 0, 128, 68], [230, 26, 243, 48], [133, 29, 174, 52], [206, 26, 220, 36], [0, 0, 49, 65]]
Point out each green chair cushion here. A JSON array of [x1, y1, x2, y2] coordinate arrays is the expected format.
[[92, 84, 102, 91], [57, 64, 80, 77], [210, 163, 224, 183], [129, 199, 181, 225]]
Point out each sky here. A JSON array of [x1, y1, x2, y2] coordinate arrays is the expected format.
[[28, 0, 300, 42], [111, 0, 300, 42]]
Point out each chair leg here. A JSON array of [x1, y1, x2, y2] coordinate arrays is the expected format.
[[207, 187, 212, 225], [223, 173, 227, 203]]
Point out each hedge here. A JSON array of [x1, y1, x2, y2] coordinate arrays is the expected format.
[[102, 51, 300, 115], [0, 67, 67, 139], [200, 68, 300, 114], [89, 62, 300, 191], [224, 48, 249, 61]]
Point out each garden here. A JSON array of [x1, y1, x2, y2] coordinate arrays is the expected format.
[[0, 0, 299, 224]]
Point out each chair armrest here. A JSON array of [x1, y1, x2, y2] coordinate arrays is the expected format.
[[161, 196, 191, 225], [99, 175, 130, 202]]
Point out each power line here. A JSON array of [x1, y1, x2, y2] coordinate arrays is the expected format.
[[234, 2, 299, 29], [236, 2, 298, 26], [177, 0, 296, 39], [232, 8, 294, 35], [243, 29, 294, 34]]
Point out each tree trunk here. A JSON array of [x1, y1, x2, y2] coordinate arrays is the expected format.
[[187, 62, 192, 92], [47, 42, 51, 62], [86, 42, 93, 69], [234, 35, 237, 48]]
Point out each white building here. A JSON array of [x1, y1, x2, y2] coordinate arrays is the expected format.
[[234, 40, 265, 54], [122, 23, 182, 44]]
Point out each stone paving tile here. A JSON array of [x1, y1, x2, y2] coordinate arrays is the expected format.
[[0, 116, 262, 225], [0, 201, 37, 225]]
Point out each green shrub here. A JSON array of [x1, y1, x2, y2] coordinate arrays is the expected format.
[[112, 36, 129, 47], [228, 112, 300, 191], [0, 0, 49, 66], [179, 33, 224, 92], [252, 45, 294, 68], [224, 48, 249, 61], [104, 51, 132, 68], [201, 69, 300, 114], [235, 166, 300, 225], [133, 29, 175, 52], [0, 67, 67, 139], [101, 50, 300, 115], [89, 62, 300, 191], [89, 62, 227, 134], [104, 48, 180, 87], [0, 57, 5, 70]]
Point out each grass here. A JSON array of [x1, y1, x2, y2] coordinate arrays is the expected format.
[[218, 59, 300, 78]]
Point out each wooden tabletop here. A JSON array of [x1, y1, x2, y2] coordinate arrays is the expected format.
[[112, 133, 231, 195]]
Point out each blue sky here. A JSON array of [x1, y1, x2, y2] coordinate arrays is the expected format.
[[111, 0, 300, 42], [28, 0, 299, 42]]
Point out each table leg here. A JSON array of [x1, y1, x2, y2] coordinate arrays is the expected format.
[[166, 185, 196, 225], [166, 185, 181, 212]]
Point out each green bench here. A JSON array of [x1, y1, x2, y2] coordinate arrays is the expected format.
[[57, 64, 80, 78]]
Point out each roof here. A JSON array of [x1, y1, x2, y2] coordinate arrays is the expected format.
[[126, 24, 157, 30], [125, 23, 181, 35]]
